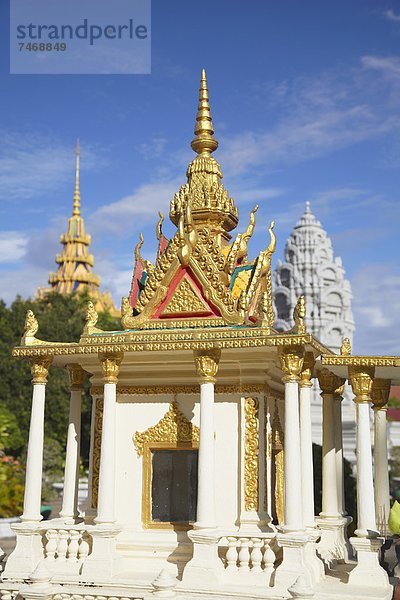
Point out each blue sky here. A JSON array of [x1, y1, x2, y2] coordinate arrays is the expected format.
[[0, 0, 399, 353]]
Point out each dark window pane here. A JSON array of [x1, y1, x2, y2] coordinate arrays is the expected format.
[[151, 449, 198, 523]]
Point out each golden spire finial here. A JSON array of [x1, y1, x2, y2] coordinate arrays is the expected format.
[[72, 139, 81, 217], [191, 69, 218, 156]]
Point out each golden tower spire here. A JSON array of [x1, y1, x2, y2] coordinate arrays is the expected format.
[[72, 138, 81, 216], [37, 141, 118, 315], [191, 69, 219, 156]]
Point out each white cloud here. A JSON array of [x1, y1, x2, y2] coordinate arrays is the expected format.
[[139, 137, 168, 160], [352, 263, 400, 354], [361, 55, 400, 79], [384, 9, 400, 22], [0, 132, 106, 201], [217, 58, 400, 176], [0, 266, 49, 304], [90, 178, 181, 235], [0, 231, 28, 263]]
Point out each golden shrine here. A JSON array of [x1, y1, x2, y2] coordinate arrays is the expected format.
[[2, 70, 400, 600], [37, 141, 118, 316]]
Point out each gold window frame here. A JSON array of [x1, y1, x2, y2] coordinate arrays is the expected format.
[[142, 441, 199, 530], [133, 402, 200, 530]]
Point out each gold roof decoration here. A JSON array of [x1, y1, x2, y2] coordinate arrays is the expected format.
[[122, 70, 277, 331], [37, 141, 118, 317]]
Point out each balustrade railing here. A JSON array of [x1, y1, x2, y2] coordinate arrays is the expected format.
[[41, 523, 91, 571], [218, 533, 276, 581]]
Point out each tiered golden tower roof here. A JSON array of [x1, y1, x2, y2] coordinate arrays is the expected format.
[[37, 142, 117, 316], [125, 70, 276, 330]]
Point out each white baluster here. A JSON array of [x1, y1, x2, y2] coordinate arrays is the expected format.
[[250, 538, 263, 573], [225, 536, 238, 571], [78, 535, 90, 561], [68, 529, 80, 561], [45, 529, 58, 560], [238, 538, 251, 572], [56, 529, 69, 562], [262, 539, 276, 574]]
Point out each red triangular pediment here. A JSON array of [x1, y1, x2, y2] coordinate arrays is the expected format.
[[152, 268, 222, 319]]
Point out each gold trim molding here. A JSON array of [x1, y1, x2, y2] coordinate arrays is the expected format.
[[91, 397, 103, 510], [90, 383, 268, 396], [13, 330, 331, 358], [244, 397, 259, 512]]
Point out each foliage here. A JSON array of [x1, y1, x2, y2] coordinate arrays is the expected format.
[[0, 453, 24, 518], [0, 292, 119, 471], [312, 443, 357, 529]]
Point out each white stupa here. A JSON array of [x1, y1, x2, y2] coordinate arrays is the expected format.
[[273, 202, 356, 463]]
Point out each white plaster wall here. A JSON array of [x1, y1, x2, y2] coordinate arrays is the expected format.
[[114, 393, 239, 531]]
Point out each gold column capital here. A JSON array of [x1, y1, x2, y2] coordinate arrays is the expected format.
[[278, 345, 304, 383], [194, 348, 221, 383], [299, 351, 315, 388], [30, 357, 52, 385], [99, 353, 123, 384], [348, 365, 375, 404], [66, 364, 86, 390], [317, 368, 345, 396], [371, 378, 391, 409]]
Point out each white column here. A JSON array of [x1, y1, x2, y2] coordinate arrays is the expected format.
[[333, 393, 345, 515], [352, 386, 377, 536], [316, 369, 350, 566], [21, 358, 52, 522], [371, 379, 391, 535], [279, 348, 304, 533], [373, 408, 390, 532], [182, 349, 223, 585], [94, 354, 122, 525], [348, 365, 389, 589], [299, 353, 315, 529], [193, 349, 220, 530], [275, 346, 319, 590], [318, 370, 342, 519], [59, 365, 85, 523]]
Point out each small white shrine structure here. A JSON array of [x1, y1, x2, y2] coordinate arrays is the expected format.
[[1, 71, 399, 600]]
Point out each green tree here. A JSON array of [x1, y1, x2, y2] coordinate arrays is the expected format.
[[0, 292, 119, 469]]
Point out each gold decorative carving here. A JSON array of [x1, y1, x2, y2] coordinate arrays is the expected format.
[[322, 355, 400, 367], [13, 329, 333, 358], [22, 310, 39, 345], [292, 295, 306, 334], [348, 366, 375, 403], [162, 278, 208, 315], [30, 357, 52, 384], [341, 337, 351, 356], [66, 364, 86, 390], [133, 402, 199, 457], [90, 383, 267, 396], [91, 397, 103, 510], [100, 353, 123, 384], [271, 403, 284, 525], [83, 301, 102, 334], [279, 345, 304, 383], [226, 205, 258, 278], [317, 368, 345, 395], [244, 397, 259, 512], [300, 352, 315, 388], [371, 378, 391, 409], [193, 348, 221, 383]]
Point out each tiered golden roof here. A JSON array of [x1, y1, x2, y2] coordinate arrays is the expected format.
[[125, 69, 276, 330], [37, 141, 117, 316]]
